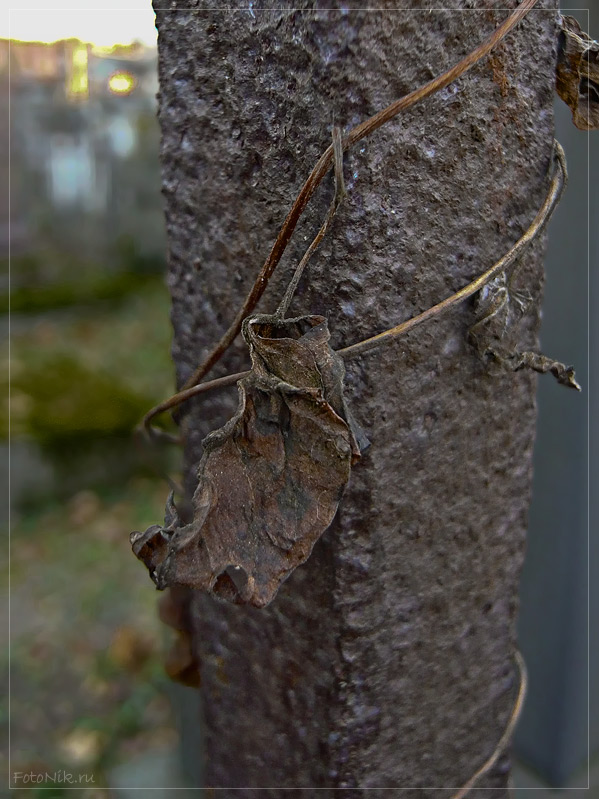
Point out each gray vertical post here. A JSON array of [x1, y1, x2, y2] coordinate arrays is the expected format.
[[155, 1, 558, 791]]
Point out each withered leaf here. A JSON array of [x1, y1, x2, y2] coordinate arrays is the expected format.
[[164, 631, 202, 688], [484, 347, 580, 390], [469, 273, 580, 390], [556, 15, 599, 130], [131, 314, 367, 608]]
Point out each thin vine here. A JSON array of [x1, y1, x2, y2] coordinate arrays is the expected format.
[[142, 0, 541, 435]]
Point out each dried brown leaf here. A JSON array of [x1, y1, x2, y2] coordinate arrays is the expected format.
[[488, 348, 581, 390], [469, 272, 581, 391], [131, 314, 366, 607], [556, 15, 599, 130], [164, 631, 201, 688]]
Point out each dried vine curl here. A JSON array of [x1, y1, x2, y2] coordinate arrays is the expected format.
[[142, 0, 541, 436]]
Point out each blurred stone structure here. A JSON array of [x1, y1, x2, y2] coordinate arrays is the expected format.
[[0, 37, 162, 264]]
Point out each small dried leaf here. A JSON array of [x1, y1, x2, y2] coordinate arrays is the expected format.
[[556, 15, 599, 130], [469, 273, 511, 348], [131, 314, 366, 607], [488, 348, 581, 391], [157, 589, 188, 631], [469, 274, 580, 391], [469, 270, 529, 357], [164, 631, 201, 688]]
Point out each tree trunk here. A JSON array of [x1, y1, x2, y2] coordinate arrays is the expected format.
[[154, 1, 558, 792]]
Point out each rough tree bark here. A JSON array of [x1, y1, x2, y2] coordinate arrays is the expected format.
[[153, 1, 558, 793]]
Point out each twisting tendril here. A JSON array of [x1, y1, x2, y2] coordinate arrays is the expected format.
[[141, 0, 543, 439]]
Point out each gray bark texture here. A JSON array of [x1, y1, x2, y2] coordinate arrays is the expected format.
[[154, 1, 558, 793]]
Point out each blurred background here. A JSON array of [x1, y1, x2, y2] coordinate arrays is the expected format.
[[1, 1, 596, 795], [2, 4, 191, 796]]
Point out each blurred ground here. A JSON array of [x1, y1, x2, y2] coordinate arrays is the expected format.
[[2, 282, 191, 793]]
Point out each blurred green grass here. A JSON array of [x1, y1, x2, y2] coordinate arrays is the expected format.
[[3, 241, 166, 315], [6, 275, 174, 433], [5, 274, 179, 500]]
